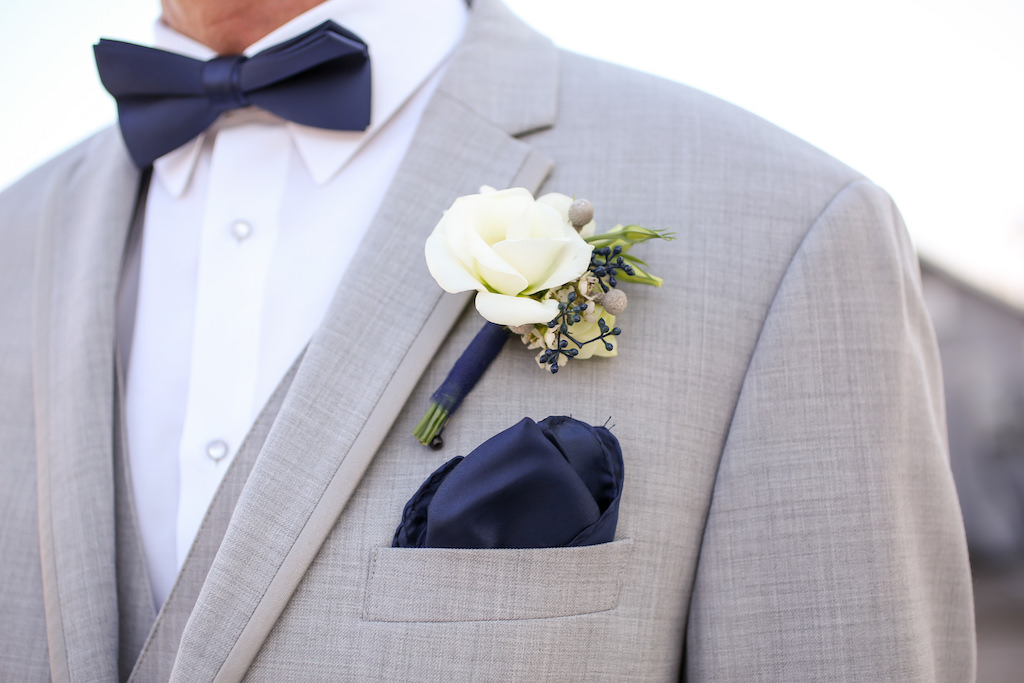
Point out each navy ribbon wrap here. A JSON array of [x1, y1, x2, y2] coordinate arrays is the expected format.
[[394, 416, 624, 549], [413, 321, 510, 446], [431, 322, 509, 415]]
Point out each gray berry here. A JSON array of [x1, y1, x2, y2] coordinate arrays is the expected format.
[[598, 288, 627, 315], [568, 199, 594, 230]]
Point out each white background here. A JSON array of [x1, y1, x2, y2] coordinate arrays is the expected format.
[[2, 0, 1021, 306]]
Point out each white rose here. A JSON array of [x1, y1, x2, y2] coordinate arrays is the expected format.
[[424, 187, 595, 326]]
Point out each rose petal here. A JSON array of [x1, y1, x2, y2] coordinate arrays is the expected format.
[[424, 228, 484, 293], [439, 190, 530, 262], [524, 235, 593, 294], [492, 237, 569, 290], [437, 197, 480, 267], [474, 188, 534, 245], [471, 236, 529, 294], [475, 292, 560, 326], [507, 200, 568, 241], [537, 192, 572, 221]]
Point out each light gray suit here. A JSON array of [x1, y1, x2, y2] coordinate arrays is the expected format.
[[0, 1, 975, 680]]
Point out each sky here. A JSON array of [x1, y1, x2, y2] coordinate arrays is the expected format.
[[1, 0, 1021, 308]]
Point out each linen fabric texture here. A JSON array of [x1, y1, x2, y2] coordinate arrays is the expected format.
[[0, 0, 975, 680]]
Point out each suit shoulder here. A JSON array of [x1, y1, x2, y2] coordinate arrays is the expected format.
[[556, 49, 860, 192], [545, 48, 889, 278], [0, 126, 121, 218], [0, 126, 124, 333]]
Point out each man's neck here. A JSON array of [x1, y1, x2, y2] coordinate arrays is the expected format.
[[159, 0, 326, 54]]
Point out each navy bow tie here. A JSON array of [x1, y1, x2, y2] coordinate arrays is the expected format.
[[94, 21, 371, 168]]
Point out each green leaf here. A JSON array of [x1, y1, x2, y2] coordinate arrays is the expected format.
[[584, 224, 675, 249], [617, 259, 663, 287]]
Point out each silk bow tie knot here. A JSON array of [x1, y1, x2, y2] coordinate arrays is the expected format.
[[200, 56, 250, 111], [94, 20, 372, 168]]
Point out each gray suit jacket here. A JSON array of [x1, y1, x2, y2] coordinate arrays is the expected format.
[[0, 1, 975, 680]]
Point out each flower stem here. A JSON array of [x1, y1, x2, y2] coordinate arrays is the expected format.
[[412, 403, 450, 447], [413, 321, 511, 447]]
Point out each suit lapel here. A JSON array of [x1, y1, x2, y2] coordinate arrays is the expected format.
[[171, 2, 559, 680], [32, 128, 142, 682]]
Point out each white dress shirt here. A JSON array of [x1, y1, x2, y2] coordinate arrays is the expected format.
[[124, 0, 468, 610]]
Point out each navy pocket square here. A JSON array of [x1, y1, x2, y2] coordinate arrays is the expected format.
[[393, 416, 623, 549]]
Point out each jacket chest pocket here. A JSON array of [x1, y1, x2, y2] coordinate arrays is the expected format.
[[361, 539, 633, 622]]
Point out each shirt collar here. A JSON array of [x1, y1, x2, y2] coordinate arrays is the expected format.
[[151, 0, 468, 197]]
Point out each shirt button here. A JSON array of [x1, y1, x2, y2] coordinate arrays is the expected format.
[[206, 439, 229, 462], [231, 220, 253, 241]]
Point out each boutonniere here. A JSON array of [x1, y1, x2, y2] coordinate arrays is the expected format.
[[414, 186, 672, 447]]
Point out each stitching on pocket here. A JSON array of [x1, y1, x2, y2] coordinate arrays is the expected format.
[[360, 546, 381, 621], [361, 539, 633, 623]]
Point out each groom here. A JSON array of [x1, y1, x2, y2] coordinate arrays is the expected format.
[[0, 0, 975, 680]]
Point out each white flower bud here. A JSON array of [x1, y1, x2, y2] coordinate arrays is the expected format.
[[508, 323, 534, 336]]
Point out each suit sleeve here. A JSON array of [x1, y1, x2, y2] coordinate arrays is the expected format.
[[684, 179, 976, 681]]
